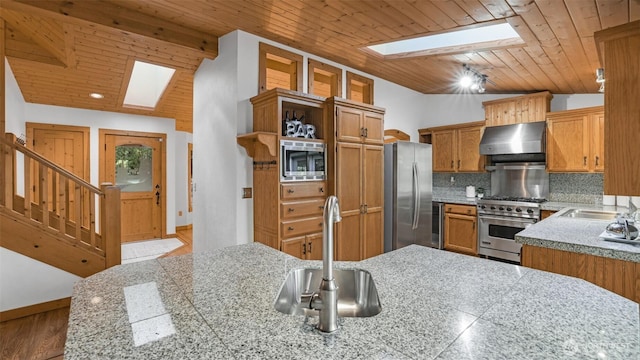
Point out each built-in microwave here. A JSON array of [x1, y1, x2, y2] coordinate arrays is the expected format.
[[280, 140, 326, 181]]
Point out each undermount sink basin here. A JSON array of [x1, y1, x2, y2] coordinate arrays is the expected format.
[[274, 268, 382, 318], [558, 208, 620, 221]]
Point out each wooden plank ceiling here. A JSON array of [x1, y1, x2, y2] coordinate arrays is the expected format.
[[2, 0, 639, 133]]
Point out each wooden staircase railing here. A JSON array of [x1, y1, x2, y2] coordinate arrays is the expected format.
[[0, 133, 121, 276]]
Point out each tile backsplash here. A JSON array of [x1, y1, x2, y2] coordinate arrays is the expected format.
[[433, 172, 603, 204]]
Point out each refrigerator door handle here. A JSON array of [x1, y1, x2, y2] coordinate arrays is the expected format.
[[412, 162, 420, 230]]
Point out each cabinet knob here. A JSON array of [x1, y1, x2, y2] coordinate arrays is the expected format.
[[288, 226, 294, 231], [319, 187, 324, 193], [467, 209, 471, 214], [288, 208, 295, 212], [287, 189, 294, 193]]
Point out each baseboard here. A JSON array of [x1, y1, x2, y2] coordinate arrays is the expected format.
[[176, 224, 192, 231], [0, 297, 71, 322], [163, 233, 177, 239]]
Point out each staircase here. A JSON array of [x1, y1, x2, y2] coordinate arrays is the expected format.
[[0, 133, 121, 277]]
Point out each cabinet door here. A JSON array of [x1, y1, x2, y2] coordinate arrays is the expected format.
[[363, 145, 384, 259], [444, 213, 477, 256], [335, 142, 363, 261], [457, 126, 485, 172], [591, 112, 605, 172], [281, 236, 306, 259], [432, 130, 456, 172], [306, 233, 323, 260], [336, 106, 364, 143], [547, 116, 590, 172], [363, 111, 384, 145]]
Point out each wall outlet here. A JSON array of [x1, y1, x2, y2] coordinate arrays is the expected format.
[[242, 187, 252, 199], [178, 211, 183, 217]]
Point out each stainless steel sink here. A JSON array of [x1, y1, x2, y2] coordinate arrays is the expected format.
[[274, 268, 382, 318], [558, 208, 620, 221]]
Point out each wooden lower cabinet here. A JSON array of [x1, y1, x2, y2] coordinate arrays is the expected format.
[[541, 210, 556, 220], [521, 245, 640, 303], [443, 204, 477, 256], [281, 233, 323, 260]]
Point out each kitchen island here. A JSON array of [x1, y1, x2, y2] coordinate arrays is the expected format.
[[65, 243, 639, 359]]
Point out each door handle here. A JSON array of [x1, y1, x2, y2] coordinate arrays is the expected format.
[[155, 184, 161, 205], [412, 162, 419, 230], [583, 156, 587, 166], [308, 242, 312, 254], [481, 241, 492, 245]]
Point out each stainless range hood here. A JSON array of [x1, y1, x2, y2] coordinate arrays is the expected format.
[[479, 121, 546, 156]]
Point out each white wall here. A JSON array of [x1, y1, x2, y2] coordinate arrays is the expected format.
[[5, 59, 25, 135]]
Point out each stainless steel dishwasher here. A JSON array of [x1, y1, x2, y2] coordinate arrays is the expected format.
[[432, 202, 444, 249]]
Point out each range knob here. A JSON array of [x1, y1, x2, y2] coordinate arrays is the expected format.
[[526, 208, 534, 214], [515, 207, 522, 213], [499, 206, 505, 211], [480, 205, 486, 209], [490, 206, 496, 210], [506, 207, 513, 211]]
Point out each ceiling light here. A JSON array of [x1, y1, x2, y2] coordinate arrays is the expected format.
[[90, 92, 104, 99], [366, 20, 524, 58], [123, 60, 176, 109], [459, 64, 491, 93]]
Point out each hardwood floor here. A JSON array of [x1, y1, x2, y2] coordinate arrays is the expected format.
[[0, 228, 193, 359], [0, 306, 68, 360]]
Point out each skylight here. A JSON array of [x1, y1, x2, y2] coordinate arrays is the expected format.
[[367, 21, 523, 58], [123, 61, 176, 109]]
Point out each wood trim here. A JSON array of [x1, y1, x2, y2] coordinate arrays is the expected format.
[[383, 129, 410, 143], [176, 224, 192, 231], [346, 71, 374, 105], [258, 42, 303, 93], [0, 297, 70, 323], [418, 120, 486, 134], [481, 91, 553, 107], [188, 142, 193, 213], [546, 105, 604, 119], [595, 19, 640, 68]]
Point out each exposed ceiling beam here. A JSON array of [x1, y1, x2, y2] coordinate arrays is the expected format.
[[4, 24, 66, 67], [2, 0, 218, 60]]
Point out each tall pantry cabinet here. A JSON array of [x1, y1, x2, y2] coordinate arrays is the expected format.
[[325, 97, 385, 261]]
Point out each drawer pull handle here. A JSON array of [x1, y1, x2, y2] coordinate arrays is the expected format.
[[481, 241, 491, 245], [319, 206, 324, 209], [288, 208, 295, 212], [319, 223, 322, 227], [287, 189, 295, 193], [467, 209, 471, 214], [288, 226, 294, 231], [319, 187, 324, 193]]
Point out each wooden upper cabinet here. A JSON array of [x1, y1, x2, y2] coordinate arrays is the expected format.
[[333, 101, 385, 145], [420, 121, 485, 173], [595, 20, 640, 195], [308, 59, 342, 98], [346, 71, 374, 105], [432, 129, 456, 172], [546, 106, 604, 173], [483, 91, 552, 127]]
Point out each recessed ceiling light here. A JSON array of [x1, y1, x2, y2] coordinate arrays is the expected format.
[[365, 19, 524, 58], [123, 60, 176, 109], [90, 93, 104, 99]]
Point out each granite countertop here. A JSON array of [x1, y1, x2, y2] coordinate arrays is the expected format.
[[433, 194, 477, 205], [65, 243, 639, 359], [516, 207, 640, 263]]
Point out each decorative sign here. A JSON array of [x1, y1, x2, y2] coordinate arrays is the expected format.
[[285, 120, 316, 139]]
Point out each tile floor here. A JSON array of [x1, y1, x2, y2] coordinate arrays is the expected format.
[[121, 238, 184, 264]]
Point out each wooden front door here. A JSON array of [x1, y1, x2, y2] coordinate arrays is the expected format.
[[101, 131, 165, 242], [27, 123, 90, 227]]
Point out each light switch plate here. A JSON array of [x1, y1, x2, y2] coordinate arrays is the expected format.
[[242, 187, 252, 199]]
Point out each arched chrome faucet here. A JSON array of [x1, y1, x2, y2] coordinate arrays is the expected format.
[[312, 195, 342, 332]]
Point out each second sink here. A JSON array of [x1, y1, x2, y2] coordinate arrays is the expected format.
[[558, 208, 620, 221], [274, 268, 382, 318]]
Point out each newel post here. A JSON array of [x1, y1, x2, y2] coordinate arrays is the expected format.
[[101, 183, 121, 269]]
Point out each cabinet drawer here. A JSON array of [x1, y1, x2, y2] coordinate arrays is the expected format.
[[281, 217, 323, 238], [445, 204, 477, 216], [281, 182, 326, 200], [281, 199, 325, 220]]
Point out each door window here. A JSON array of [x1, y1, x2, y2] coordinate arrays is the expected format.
[[115, 145, 153, 192]]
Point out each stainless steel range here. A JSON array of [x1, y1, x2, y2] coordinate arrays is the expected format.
[[476, 162, 549, 263]]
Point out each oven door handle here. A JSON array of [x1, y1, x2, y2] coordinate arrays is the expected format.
[[412, 162, 420, 230], [479, 215, 537, 226]]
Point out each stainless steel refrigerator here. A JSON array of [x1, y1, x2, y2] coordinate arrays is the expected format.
[[384, 141, 435, 252]]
